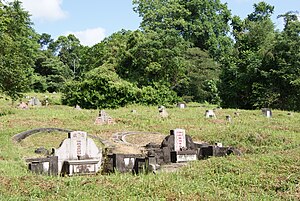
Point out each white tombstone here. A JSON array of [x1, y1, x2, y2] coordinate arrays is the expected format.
[[173, 129, 187, 152], [74, 104, 82, 110], [54, 131, 102, 175], [177, 103, 186, 109], [226, 115, 232, 123], [261, 108, 272, 118], [158, 106, 169, 118], [205, 110, 216, 118]]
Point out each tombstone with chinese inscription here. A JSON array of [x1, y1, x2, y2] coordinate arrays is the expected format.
[[94, 110, 115, 125], [160, 129, 197, 163], [54, 131, 102, 176]]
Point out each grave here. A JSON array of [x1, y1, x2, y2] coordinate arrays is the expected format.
[[105, 154, 145, 174], [205, 110, 216, 118], [261, 108, 272, 118], [158, 106, 169, 118], [177, 102, 187, 109], [167, 129, 197, 163], [26, 131, 103, 176], [26, 156, 58, 176], [54, 131, 102, 176], [28, 97, 41, 106], [74, 104, 82, 110], [145, 128, 241, 170], [17, 102, 29, 109], [94, 110, 115, 125], [226, 115, 232, 123]]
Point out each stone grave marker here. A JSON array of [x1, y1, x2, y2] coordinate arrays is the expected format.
[[158, 106, 169, 118], [170, 129, 197, 163], [226, 115, 232, 123], [205, 110, 216, 118], [177, 102, 187, 109], [74, 104, 82, 110], [54, 131, 102, 175], [17, 102, 29, 109], [28, 97, 41, 106], [261, 108, 272, 118], [173, 129, 186, 152], [94, 110, 115, 125]]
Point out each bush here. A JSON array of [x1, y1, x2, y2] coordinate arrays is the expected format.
[[62, 64, 180, 109]]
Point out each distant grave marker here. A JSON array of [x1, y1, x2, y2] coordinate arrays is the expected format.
[[17, 102, 29, 109], [28, 97, 41, 106], [205, 110, 216, 118], [177, 102, 187, 109], [226, 115, 232, 123], [74, 104, 82, 110], [261, 108, 272, 118], [158, 106, 169, 118], [94, 110, 115, 125]]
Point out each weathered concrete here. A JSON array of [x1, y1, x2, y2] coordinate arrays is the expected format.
[[54, 131, 102, 175]]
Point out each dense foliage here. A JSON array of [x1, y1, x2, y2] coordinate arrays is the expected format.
[[1, 0, 300, 110]]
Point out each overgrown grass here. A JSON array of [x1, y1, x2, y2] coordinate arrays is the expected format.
[[0, 94, 299, 200]]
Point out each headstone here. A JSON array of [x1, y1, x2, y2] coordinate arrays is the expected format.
[[169, 129, 197, 163], [205, 110, 216, 118], [261, 108, 272, 118], [28, 97, 41, 106], [94, 110, 115, 125], [17, 102, 29, 109], [177, 102, 187, 109], [226, 115, 232, 123], [173, 129, 187, 151], [158, 106, 169, 118], [74, 104, 81, 110], [54, 131, 102, 175]]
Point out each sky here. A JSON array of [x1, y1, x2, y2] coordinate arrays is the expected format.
[[7, 0, 300, 46]]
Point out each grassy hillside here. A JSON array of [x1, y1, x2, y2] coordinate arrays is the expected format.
[[0, 93, 299, 200]]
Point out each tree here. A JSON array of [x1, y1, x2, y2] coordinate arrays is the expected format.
[[0, 0, 39, 101], [180, 48, 221, 103], [62, 63, 139, 109], [219, 2, 276, 109], [49, 34, 83, 79], [118, 29, 189, 89], [270, 12, 300, 110], [133, 0, 233, 59]]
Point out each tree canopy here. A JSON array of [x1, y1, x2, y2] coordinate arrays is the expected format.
[[1, 0, 300, 111]]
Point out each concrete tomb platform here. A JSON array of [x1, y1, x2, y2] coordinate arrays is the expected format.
[[54, 131, 102, 176], [26, 131, 102, 176]]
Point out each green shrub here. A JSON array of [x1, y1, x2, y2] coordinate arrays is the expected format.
[[62, 64, 180, 109]]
